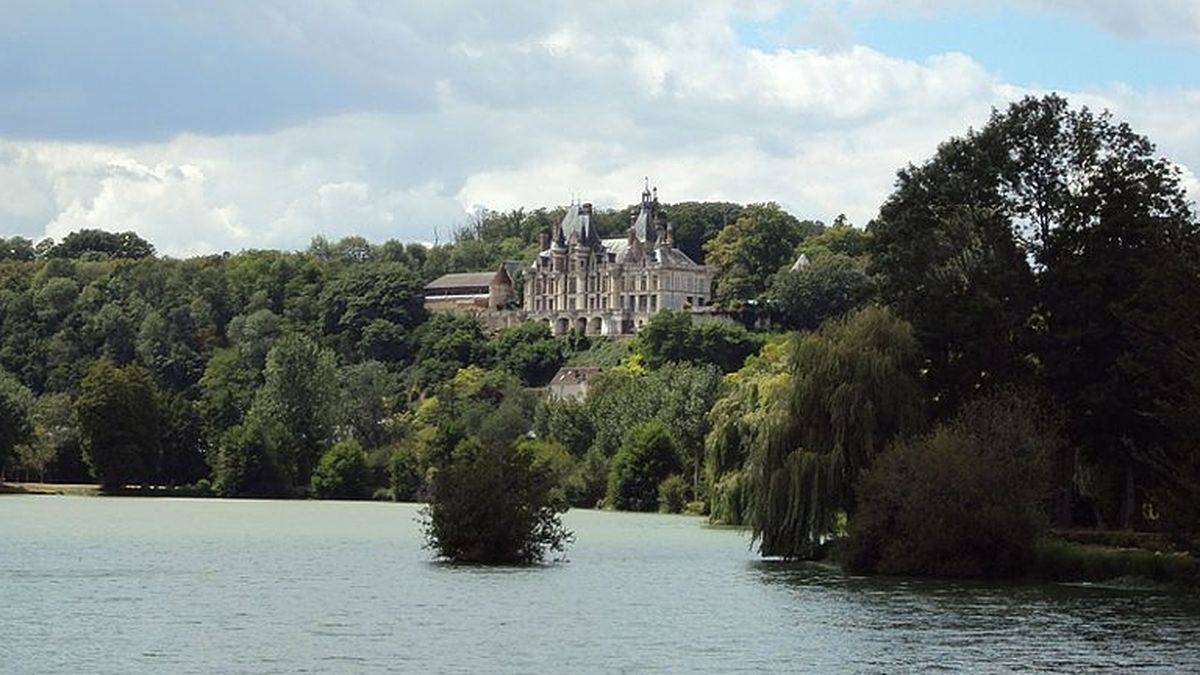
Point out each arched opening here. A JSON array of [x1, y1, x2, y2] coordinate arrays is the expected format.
[[575, 316, 588, 334], [588, 316, 602, 335], [556, 317, 570, 336]]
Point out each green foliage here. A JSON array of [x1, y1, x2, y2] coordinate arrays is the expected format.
[[75, 360, 162, 489], [1031, 540, 1198, 584], [587, 363, 723, 481], [387, 443, 424, 502], [210, 416, 291, 497], [319, 262, 424, 361], [0, 369, 34, 475], [638, 310, 695, 367], [158, 393, 208, 486], [638, 310, 761, 373], [564, 337, 634, 368], [49, 229, 155, 259], [703, 203, 822, 304], [248, 334, 339, 488], [766, 253, 875, 331], [568, 447, 609, 508], [533, 395, 594, 457], [709, 470, 751, 526], [749, 306, 923, 558], [607, 420, 680, 512], [660, 201, 745, 264], [657, 474, 690, 514], [311, 439, 370, 499], [422, 437, 572, 564], [493, 321, 564, 386], [336, 361, 400, 449], [847, 389, 1060, 577], [796, 218, 871, 260]]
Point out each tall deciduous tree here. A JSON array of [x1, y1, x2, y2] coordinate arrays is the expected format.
[[868, 94, 1200, 526], [75, 360, 162, 489], [703, 203, 821, 305], [249, 333, 339, 487]]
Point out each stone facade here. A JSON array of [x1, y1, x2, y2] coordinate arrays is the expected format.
[[524, 184, 714, 336]]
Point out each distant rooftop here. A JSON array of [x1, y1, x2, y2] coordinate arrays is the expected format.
[[424, 271, 501, 290]]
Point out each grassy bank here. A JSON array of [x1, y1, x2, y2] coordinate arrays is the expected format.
[[1032, 538, 1198, 586]]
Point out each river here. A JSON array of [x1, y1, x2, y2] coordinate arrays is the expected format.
[[2, 496, 1198, 673]]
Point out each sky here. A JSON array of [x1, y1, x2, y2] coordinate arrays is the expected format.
[[2, 1, 1199, 256]]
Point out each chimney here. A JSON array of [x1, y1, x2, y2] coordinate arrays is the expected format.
[[538, 232, 550, 250]]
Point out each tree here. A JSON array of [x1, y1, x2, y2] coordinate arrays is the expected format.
[[607, 420, 681, 511], [159, 394, 208, 486], [198, 347, 259, 436], [249, 333, 339, 488], [766, 253, 875, 331], [868, 94, 1200, 526], [423, 437, 572, 564], [533, 395, 594, 458], [639, 310, 760, 373], [210, 416, 291, 497], [492, 321, 564, 386], [17, 393, 82, 482], [749, 306, 923, 558], [703, 203, 821, 304], [847, 388, 1059, 577], [638, 310, 696, 368], [336, 361, 401, 449], [319, 263, 425, 359], [693, 322, 761, 374], [75, 360, 162, 489], [660, 201, 744, 263], [311, 439, 370, 499], [0, 370, 34, 478], [49, 229, 155, 259], [0, 236, 36, 261]]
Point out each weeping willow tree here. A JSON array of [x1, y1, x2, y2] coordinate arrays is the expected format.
[[749, 305, 923, 558], [704, 339, 791, 524]]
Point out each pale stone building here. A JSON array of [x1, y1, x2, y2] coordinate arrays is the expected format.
[[524, 184, 713, 336]]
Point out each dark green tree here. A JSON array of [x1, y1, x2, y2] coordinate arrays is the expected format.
[[75, 360, 162, 489], [492, 321, 565, 386], [607, 419, 681, 512], [0, 370, 34, 478], [766, 253, 875, 331], [49, 229, 155, 259], [423, 436, 572, 564], [311, 439, 370, 499], [249, 334, 339, 487]]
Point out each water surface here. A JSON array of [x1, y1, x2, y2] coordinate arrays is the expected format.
[[3, 496, 1198, 673]]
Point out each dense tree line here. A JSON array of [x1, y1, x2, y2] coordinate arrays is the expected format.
[[702, 95, 1200, 574], [2, 94, 1196, 573]]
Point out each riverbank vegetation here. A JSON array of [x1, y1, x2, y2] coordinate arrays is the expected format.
[[1, 94, 1197, 579]]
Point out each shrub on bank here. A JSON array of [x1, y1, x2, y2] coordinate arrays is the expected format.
[[847, 389, 1059, 578], [658, 474, 690, 513], [1032, 539, 1198, 585]]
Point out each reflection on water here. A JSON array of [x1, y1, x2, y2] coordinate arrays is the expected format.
[[2, 496, 1198, 673], [753, 562, 1200, 671]]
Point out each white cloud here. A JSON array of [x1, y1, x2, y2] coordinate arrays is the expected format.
[[0, 2, 1196, 256]]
